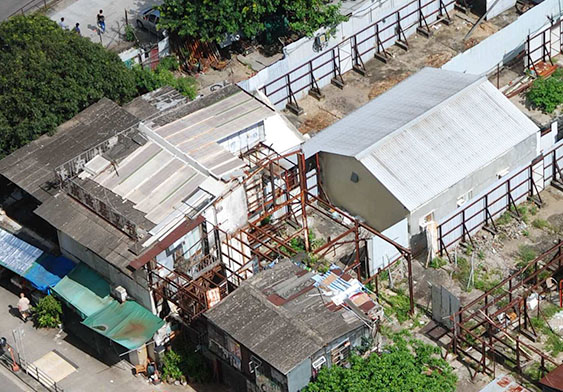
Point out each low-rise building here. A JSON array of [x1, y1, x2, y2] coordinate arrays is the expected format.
[[303, 67, 542, 267], [204, 260, 381, 392]]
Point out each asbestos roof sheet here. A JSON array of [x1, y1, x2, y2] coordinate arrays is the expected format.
[[303, 68, 539, 212], [302, 68, 482, 159], [88, 140, 218, 226], [205, 260, 364, 375], [0, 98, 139, 202], [145, 87, 271, 176]]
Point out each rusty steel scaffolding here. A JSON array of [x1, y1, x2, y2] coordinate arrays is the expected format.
[[147, 146, 415, 324], [444, 240, 563, 380]]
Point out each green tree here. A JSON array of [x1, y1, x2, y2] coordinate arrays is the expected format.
[[527, 69, 563, 113], [33, 295, 63, 328], [158, 0, 347, 43], [303, 334, 457, 392], [0, 14, 137, 158]]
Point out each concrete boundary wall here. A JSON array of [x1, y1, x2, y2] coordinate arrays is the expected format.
[[443, 0, 563, 75], [239, 0, 455, 109]]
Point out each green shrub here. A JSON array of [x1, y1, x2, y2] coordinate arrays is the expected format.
[[532, 218, 551, 231], [132, 65, 197, 99], [162, 349, 183, 381], [381, 289, 411, 323], [496, 211, 512, 226], [124, 24, 136, 42], [158, 56, 179, 71], [518, 245, 537, 264], [527, 69, 563, 113], [33, 295, 62, 328], [429, 257, 447, 269]]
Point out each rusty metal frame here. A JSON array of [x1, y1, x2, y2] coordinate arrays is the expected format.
[[444, 240, 563, 379], [148, 146, 416, 324]]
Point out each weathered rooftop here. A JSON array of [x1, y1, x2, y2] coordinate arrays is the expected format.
[[205, 260, 366, 375], [123, 86, 188, 121], [144, 85, 275, 178], [303, 67, 539, 211], [0, 98, 139, 202]]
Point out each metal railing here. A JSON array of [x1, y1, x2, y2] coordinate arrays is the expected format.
[[259, 0, 454, 107], [8, 0, 52, 19], [438, 139, 563, 258], [1, 347, 64, 392]]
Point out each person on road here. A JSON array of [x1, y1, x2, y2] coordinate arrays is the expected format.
[[73, 23, 81, 35], [17, 293, 30, 322], [97, 10, 105, 34], [58, 17, 69, 30]]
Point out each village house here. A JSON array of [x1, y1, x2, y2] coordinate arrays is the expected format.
[[204, 259, 381, 392], [0, 85, 304, 362]]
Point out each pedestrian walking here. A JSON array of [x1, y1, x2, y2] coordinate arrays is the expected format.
[[97, 10, 105, 34], [73, 23, 81, 35], [17, 293, 30, 322], [58, 17, 69, 30]]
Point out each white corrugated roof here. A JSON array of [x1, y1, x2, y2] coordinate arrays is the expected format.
[[303, 68, 539, 212]]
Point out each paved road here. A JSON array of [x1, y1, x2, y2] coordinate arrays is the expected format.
[[0, 367, 29, 392], [48, 0, 162, 48], [0, 0, 26, 20]]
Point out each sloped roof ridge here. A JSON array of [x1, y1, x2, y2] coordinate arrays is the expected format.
[[355, 74, 487, 160]]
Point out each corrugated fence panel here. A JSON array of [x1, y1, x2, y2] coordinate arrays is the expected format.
[[465, 198, 486, 234]]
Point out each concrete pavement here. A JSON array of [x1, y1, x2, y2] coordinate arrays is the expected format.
[[0, 366, 31, 392], [47, 0, 162, 48], [0, 282, 224, 392]]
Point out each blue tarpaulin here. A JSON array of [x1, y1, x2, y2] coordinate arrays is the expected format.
[[0, 227, 75, 292], [24, 254, 76, 293]]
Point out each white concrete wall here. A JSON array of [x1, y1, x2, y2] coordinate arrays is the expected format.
[[367, 218, 408, 275], [240, 0, 454, 108], [443, 0, 563, 75], [263, 114, 305, 154]]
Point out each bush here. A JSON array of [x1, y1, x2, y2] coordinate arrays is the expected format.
[[380, 289, 411, 323], [303, 334, 457, 392], [158, 56, 179, 71], [518, 245, 537, 264], [532, 218, 551, 231], [0, 14, 137, 158], [527, 69, 563, 113], [162, 349, 183, 381], [33, 295, 62, 328], [429, 257, 447, 269], [132, 65, 197, 99], [124, 24, 136, 42]]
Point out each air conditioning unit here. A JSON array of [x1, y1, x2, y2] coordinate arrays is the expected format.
[[112, 286, 128, 303], [312, 356, 326, 370]]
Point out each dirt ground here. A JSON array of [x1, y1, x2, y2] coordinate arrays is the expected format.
[[379, 186, 563, 391], [282, 8, 520, 135]]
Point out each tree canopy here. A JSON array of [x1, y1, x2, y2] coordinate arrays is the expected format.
[[158, 0, 347, 43], [0, 14, 138, 158], [303, 334, 458, 392]]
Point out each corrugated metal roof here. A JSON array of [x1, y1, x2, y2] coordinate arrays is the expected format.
[[88, 140, 220, 225], [302, 68, 482, 158], [303, 68, 539, 212], [144, 89, 271, 177]]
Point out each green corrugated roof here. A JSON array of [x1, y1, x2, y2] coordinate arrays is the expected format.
[[82, 300, 164, 350], [53, 263, 113, 319]]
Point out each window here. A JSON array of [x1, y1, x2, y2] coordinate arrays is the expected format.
[[350, 172, 359, 183], [456, 189, 473, 207], [497, 167, 509, 179], [330, 339, 351, 367]]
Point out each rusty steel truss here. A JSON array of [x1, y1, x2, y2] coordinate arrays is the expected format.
[[147, 146, 414, 324], [444, 240, 563, 381]]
